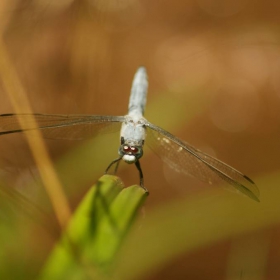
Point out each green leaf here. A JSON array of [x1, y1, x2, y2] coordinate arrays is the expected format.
[[39, 175, 148, 280]]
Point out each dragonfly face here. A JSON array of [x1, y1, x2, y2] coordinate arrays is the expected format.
[[118, 141, 143, 164]]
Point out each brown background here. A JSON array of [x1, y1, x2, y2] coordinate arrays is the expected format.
[[0, 0, 280, 279]]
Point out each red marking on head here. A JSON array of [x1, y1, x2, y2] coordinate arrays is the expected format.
[[130, 146, 138, 153], [123, 145, 138, 153], [123, 145, 130, 152]]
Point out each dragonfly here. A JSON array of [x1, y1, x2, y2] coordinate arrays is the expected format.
[[0, 67, 260, 201]]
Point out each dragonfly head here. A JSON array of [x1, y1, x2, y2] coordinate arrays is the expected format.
[[119, 144, 143, 164]]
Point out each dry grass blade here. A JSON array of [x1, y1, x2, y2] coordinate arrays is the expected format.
[[0, 39, 71, 228]]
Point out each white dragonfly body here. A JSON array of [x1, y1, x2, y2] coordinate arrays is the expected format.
[[120, 68, 147, 163]]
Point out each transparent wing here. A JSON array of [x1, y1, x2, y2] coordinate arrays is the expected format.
[[146, 122, 260, 201], [0, 114, 124, 140]]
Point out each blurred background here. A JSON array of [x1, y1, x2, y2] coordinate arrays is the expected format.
[[0, 0, 280, 279]]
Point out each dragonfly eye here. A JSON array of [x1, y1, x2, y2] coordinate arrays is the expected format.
[[130, 146, 138, 153], [123, 145, 130, 152]]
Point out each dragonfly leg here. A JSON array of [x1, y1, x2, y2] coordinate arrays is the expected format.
[[114, 159, 121, 174], [105, 156, 122, 174], [135, 160, 149, 193]]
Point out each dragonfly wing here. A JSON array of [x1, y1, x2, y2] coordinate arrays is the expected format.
[[0, 114, 124, 140], [146, 122, 259, 201]]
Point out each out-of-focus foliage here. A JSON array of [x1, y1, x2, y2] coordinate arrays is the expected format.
[[40, 175, 147, 280]]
